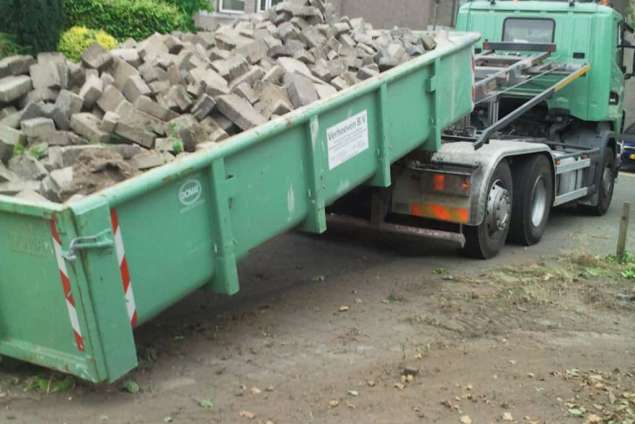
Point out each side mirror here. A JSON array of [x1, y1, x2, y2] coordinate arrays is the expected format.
[[627, 49, 635, 80], [619, 43, 635, 80]]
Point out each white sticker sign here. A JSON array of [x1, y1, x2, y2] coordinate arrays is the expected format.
[[326, 111, 369, 170]]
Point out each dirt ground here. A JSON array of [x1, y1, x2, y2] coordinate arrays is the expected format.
[[0, 175, 633, 424], [1, 218, 635, 424]]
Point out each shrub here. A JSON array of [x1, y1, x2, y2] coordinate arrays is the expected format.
[[1, 0, 65, 54], [58, 26, 117, 62], [64, 0, 187, 41], [0, 2, 18, 36], [0, 34, 28, 59], [162, 0, 213, 31]]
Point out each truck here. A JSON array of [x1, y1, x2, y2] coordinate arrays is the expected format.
[[381, 0, 630, 259], [0, 0, 630, 382]]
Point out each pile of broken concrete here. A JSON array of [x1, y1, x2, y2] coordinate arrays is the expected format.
[[0, 0, 436, 203]]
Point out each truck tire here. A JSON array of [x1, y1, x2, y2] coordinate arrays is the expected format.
[[463, 160, 513, 259], [582, 150, 616, 216], [509, 155, 553, 246]]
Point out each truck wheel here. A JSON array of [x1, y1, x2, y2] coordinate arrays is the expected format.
[[463, 160, 513, 259], [509, 155, 553, 246], [582, 150, 616, 216]]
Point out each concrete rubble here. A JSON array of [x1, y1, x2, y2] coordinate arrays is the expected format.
[[0, 0, 437, 202]]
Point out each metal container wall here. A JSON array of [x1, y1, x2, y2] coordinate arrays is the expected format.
[[0, 32, 479, 382]]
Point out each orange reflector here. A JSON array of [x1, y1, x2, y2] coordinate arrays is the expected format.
[[410, 203, 470, 224], [432, 174, 446, 191], [461, 178, 471, 193]]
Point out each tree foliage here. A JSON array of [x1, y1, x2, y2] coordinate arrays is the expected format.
[[0, 0, 65, 54]]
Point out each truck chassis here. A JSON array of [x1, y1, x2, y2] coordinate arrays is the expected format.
[[336, 42, 618, 259]]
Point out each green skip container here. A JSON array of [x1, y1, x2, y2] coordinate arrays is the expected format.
[[0, 32, 479, 382]]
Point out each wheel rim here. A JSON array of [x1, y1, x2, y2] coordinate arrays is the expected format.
[[485, 179, 511, 236], [530, 176, 548, 227]]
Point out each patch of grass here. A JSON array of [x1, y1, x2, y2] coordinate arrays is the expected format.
[[386, 292, 406, 303], [23, 374, 75, 394]]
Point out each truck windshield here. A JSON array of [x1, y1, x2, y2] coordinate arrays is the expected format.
[[503, 18, 555, 43]]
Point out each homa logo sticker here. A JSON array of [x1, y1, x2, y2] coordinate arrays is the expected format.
[[179, 179, 203, 207]]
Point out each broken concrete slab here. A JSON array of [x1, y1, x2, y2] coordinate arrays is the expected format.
[[0, 161, 18, 182], [164, 85, 193, 113], [200, 117, 230, 142], [139, 33, 170, 60], [0, 76, 32, 103], [0, 55, 35, 77], [237, 40, 269, 64], [115, 100, 166, 135], [262, 65, 284, 84], [113, 58, 140, 90], [314, 82, 338, 99], [42, 166, 74, 201], [8, 154, 48, 180], [0, 124, 25, 160], [286, 72, 318, 108], [111, 48, 141, 67], [115, 121, 156, 148], [29, 62, 62, 90], [277, 57, 313, 78], [20, 117, 55, 141], [99, 111, 119, 134], [79, 76, 104, 108], [357, 65, 379, 80], [131, 150, 168, 170], [122, 75, 152, 103], [97, 85, 126, 113], [135, 95, 178, 121], [14, 188, 52, 203], [0, 180, 41, 195], [51, 90, 83, 130], [189, 68, 229, 97], [217, 94, 267, 131], [229, 66, 265, 90], [71, 113, 110, 143], [421, 34, 437, 51], [192, 94, 217, 121], [212, 54, 250, 81], [168, 114, 208, 151], [81, 43, 114, 70], [48, 130, 85, 146], [233, 82, 258, 105]]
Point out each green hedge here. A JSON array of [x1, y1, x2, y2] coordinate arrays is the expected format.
[[0, 0, 64, 54], [64, 0, 187, 41], [0, 33, 27, 59], [162, 0, 212, 31]]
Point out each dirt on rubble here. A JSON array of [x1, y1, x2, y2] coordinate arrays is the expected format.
[[1, 233, 634, 424], [70, 149, 138, 200]]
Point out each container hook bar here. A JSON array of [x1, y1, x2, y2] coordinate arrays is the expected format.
[[62, 230, 114, 261]]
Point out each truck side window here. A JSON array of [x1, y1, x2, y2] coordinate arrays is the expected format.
[[503, 18, 555, 43]]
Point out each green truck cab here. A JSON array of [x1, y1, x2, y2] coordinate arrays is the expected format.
[[456, 0, 630, 145]]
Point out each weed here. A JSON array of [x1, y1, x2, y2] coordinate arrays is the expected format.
[[386, 292, 406, 303], [24, 374, 75, 394]]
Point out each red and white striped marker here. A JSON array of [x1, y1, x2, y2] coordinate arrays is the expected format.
[[110, 209, 138, 327], [50, 218, 85, 352]]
